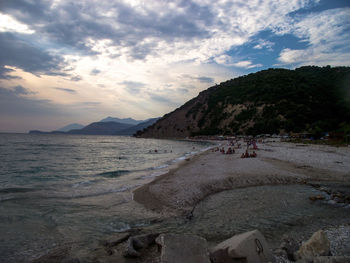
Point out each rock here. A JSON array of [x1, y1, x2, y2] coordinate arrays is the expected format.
[[124, 237, 141, 258], [210, 229, 273, 263], [280, 235, 299, 261], [274, 247, 288, 258], [155, 233, 211, 263], [102, 233, 131, 247], [132, 233, 159, 249], [319, 187, 332, 195], [309, 195, 325, 201], [295, 230, 331, 260], [123, 233, 159, 258], [29, 246, 78, 263]]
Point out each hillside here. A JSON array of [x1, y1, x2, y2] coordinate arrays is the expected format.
[[137, 66, 350, 138]]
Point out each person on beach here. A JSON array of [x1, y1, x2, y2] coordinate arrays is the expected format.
[[226, 147, 234, 154], [250, 151, 257, 158], [241, 150, 250, 158], [252, 140, 258, 150]]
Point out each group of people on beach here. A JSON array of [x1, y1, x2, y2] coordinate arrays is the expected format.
[[212, 138, 258, 158], [241, 150, 257, 158], [213, 147, 235, 154], [149, 149, 172, 153]]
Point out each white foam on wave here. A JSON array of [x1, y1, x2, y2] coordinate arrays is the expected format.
[[173, 156, 186, 162], [72, 181, 92, 188], [0, 196, 15, 202], [140, 170, 169, 179], [154, 164, 169, 169]]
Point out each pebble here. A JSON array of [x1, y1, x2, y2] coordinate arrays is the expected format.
[[324, 225, 350, 256]]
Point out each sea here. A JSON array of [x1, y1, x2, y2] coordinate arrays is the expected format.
[[0, 133, 214, 262]]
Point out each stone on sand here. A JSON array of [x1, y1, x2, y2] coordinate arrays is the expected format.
[[124, 233, 159, 258], [295, 230, 331, 260], [210, 229, 273, 263]]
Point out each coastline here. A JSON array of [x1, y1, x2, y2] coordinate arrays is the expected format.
[[27, 140, 350, 262], [133, 141, 350, 215]]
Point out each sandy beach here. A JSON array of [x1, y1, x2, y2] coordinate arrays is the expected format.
[[134, 141, 350, 214]]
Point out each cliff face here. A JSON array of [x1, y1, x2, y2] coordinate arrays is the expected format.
[[138, 66, 350, 138]]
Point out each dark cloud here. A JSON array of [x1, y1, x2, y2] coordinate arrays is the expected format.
[[13, 85, 35, 95], [0, 32, 68, 78], [129, 42, 156, 60], [181, 74, 214, 83], [176, 86, 189, 94], [70, 75, 82, 82], [149, 93, 178, 107], [54, 87, 76, 94], [0, 0, 214, 61], [120, 81, 146, 94], [90, 69, 101, 75], [197, 76, 214, 83], [0, 67, 21, 80]]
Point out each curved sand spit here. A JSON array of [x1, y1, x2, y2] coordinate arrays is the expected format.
[[133, 142, 350, 213]]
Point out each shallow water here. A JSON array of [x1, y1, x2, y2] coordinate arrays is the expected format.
[[0, 134, 213, 262], [142, 184, 350, 249], [184, 185, 350, 246]]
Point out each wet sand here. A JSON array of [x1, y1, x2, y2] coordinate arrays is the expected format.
[[133, 141, 350, 214]]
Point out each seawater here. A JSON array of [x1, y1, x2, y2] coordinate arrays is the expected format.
[[0, 133, 214, 262]]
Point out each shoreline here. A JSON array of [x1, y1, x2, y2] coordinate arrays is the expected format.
[[133, 141, 350, 214], [27, 140, 350, 262]]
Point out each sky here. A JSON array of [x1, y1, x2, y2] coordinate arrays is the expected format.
[[0, 0, 350, 132]]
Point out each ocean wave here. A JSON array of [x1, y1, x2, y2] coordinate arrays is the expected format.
[[69, 184, 141, 199], [140, 170, 168, 179], [153, 164, 169, 170], [72, 179, 102, 188], [0, 187, 37, 194], [0, 196, 19, 202], [97, 170, 131, 178], [105, 222, 131, 233]]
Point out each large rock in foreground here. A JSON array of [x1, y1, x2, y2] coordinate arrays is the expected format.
[[295, 230, 331, 260], [210, 229, 273, 263]]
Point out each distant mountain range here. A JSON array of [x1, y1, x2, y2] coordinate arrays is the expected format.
[[29, 117, 159, 136], [55, 123, 85, 132], [99, 117, 144, 125], [67, 121, 134, 135]]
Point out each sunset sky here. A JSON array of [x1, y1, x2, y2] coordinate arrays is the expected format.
[[0, 0, 350, 132]]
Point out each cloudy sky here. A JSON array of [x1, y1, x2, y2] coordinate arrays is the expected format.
[[0, 0, 349, 132]]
